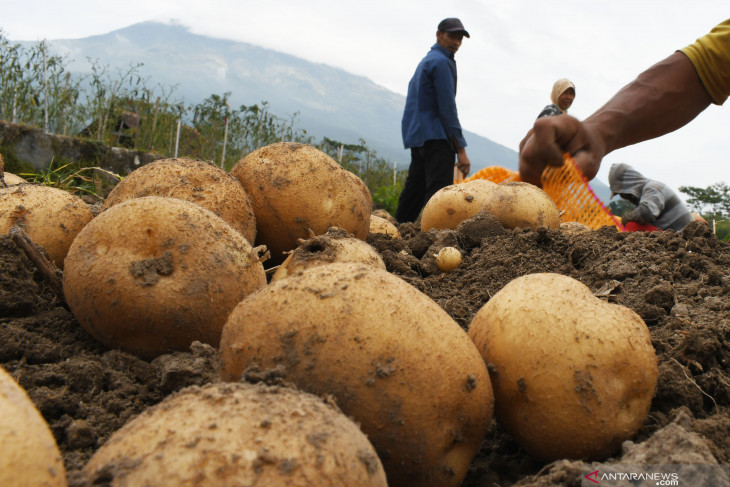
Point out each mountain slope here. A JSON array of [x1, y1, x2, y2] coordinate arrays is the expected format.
[[40, 22, 516, 168], [25, 21, 611, 202]]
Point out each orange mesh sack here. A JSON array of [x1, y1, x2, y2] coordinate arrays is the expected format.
[[460, 156, 624, 231]]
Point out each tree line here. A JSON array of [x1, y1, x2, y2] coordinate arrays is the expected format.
[[0, 30, 406, 214]]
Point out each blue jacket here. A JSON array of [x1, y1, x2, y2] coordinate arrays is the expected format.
[[401, 43, 467, 150]]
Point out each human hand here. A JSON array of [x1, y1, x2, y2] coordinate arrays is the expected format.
[[518, 115, 605, 186], [456, 150, 471, 177]]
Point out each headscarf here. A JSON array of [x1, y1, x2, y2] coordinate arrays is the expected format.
[[550, 79, 576, 111]]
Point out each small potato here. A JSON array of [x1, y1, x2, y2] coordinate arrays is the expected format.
[[560, 221, 592, 235], [102, 157, 256, 243], [435, 246, 462, 272], [369, 214, 401, 238], [0, 366, 67, 487], [2, 171, 27, 186], [81, 382, 387, 487], [372, 208, 398, 225], [231, 142, 372, 264], [468, 273, 658, 462], [220, 263, 494, 487], [0, 185, 93, 268], [270, 228, 385, 283], [481, 181, 560, 230], [63, 196, 267, 360], [421, 179, 498, 232]]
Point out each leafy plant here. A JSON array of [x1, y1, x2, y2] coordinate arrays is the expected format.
[[19, 159, 122, 201]]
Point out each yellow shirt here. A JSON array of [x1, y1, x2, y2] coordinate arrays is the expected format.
[[680, 19, 730, 105]]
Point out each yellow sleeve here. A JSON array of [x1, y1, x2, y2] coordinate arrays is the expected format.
[[680, 19, 730, 105]]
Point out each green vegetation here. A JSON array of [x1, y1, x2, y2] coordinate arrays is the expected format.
[[680, 182, 730, 241], [0, 30, 406, 215], [18, 159, 122, 202]]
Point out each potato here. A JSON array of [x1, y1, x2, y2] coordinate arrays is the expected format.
[[0, 366, 67, 487], [481, 181, 560, 230], [231, 143, 372, 264], [372, 208, 398, 225], [80, 382, 386, 487], [0, 184, 93, 268], [270, 228, 385, 283], [369, 214, 401, 238], [102, 157, 256, 244], [435, 246, 462, 272], [420, 179, 498, 232], [560, 221, 591, 235], [468, 273, 658, 461], [2, 171, 27, 186], [63, 196, 267, 360], [220, 263, 494, 487]]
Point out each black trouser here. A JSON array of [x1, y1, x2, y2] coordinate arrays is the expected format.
[[395, 139, 455, 223]]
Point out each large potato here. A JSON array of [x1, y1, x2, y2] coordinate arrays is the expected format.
[[63, 196, 267, 360], [468, 273, 658, 461], [102, 157, 256, 243], [0, 366, 67, 487], [270, 228, 385, 283], [231, 143, 372, 264], [81, 382, 387, 487], [0, 184, 93, 268], [420, 179, 498, 232], [220, 263, 494, 487], [481, 181, 560, 230]]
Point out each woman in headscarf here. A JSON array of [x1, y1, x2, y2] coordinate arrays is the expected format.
[[537, 79, 575, 119]]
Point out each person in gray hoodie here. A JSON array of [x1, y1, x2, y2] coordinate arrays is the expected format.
[[608, 162, 694, 231]]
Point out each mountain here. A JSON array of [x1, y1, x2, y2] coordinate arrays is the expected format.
[[21, 21, 611, 202]]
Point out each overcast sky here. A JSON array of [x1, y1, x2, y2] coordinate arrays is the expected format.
[[2, 1, 728, 196]]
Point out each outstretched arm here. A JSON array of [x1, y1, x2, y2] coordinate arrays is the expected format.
[[519, 51, 713, 186]]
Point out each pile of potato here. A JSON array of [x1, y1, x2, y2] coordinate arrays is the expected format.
[[1, 146, 660, 486]]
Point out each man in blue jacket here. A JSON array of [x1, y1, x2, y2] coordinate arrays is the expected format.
[[396, 18, 472, 223]]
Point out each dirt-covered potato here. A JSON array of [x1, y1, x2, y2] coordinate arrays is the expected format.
[[481, 181, 560, 230], [0, 184, 93, 268], [420, 179, 498, 232], [230, 143, 372, 264], [63, 196, 267, 360], [1, 366, 67, 487], [80, 382, 387, 486], [220, 263, 494, 487], [270, 228, 385, 283], [468, 273, 658, 462], [369, 214, 401, 238], [102, 157, 256, 243]]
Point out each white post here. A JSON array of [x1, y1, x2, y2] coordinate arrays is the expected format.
[[393, 160, 396, 186], [174, 119, 181, 158], [42, 44, 49, 133], [220, 115, 229, 168]]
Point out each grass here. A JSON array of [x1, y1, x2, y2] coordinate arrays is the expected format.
[[17, 159, 123, 201]]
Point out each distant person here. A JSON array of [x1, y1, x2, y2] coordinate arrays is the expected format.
[[608, 163, 693, 232], [518, 20, 730, 188], [396, 17, 472, 223], [537, 79, 576, 119]]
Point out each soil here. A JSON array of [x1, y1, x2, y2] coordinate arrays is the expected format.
[[1, 211, 729, 486]]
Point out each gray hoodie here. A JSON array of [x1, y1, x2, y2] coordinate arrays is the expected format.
[[608, 163, 693, 231]]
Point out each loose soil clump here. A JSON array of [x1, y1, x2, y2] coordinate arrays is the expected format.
[[1, 216, 729, 486]]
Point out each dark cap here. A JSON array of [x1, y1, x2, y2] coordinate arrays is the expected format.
[[438, 18, 470, 38]]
